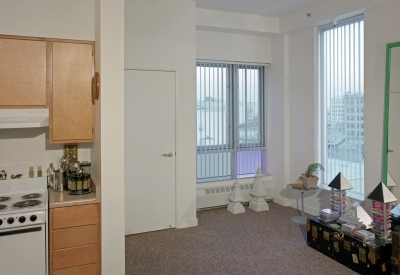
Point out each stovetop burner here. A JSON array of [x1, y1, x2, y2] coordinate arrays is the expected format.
[[0, 205, 7, 211], [0, 197, 11, 202], [21, 193, 43, 200], [12, 200, 43, 208]]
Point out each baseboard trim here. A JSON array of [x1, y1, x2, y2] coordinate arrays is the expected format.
[[273, 196, 290, 207], [177, 218, 198, 229]]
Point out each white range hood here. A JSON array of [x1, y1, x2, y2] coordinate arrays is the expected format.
[[0, 109, 49, 129]]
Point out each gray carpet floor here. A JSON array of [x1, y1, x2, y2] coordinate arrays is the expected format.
[[125, 202, 358, 275]]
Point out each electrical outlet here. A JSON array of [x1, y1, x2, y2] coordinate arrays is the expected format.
[[64, 144, 78, 162]]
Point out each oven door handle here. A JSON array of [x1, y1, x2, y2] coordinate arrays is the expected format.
[[0, 226, 42, 237]]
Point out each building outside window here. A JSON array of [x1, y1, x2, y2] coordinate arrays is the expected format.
[[319, 16, 364, 196], [196, 62, 266, 183]]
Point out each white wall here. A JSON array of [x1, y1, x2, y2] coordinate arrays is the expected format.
[[196, 30, 271, 64], [94, 0, 125, 273], [195, 7, 275, 65], [285, 26, 333, 212], [388, 92, 400, 201], [280, 0, 391, 34], [388, 47, 400, 192], [270, 0, 400, 215], [0, 0, 94, 173], [196, 8, 279, 36], [0, 0, 94, 40], [0, 128, 91, 175], [288, 27, 317, 181], [91, 0, 102, 186], [391, 48, 400, 93], [268, 34, 291, 206], [363, 0, 400, 201], [124, 0, 198, 228]]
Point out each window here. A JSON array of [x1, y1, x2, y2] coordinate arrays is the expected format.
[[196, 62, 265, 183], [319, 16, 364, 196]]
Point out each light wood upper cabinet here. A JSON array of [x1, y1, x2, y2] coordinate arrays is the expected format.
[[0, 35, 95, 143], [50, 42, 94, 143], [0, 38, 47, 107]]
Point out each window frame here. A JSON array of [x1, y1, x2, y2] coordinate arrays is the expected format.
[[196, 62, 266, 183], [318, 15, 365, 197]]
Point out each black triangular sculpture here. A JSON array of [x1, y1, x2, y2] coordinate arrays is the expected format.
[[367, 182, 397, 203], [328, 172, 353, 190]]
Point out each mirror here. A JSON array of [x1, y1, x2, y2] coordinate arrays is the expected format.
[[382, 42, 400, 199]]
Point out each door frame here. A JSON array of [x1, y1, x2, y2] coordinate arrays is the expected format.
[[124, 68, 179, 231]]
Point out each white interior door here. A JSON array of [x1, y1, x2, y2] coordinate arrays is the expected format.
[[124, 69, 176, 235]]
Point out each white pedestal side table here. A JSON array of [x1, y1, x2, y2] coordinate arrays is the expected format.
[[287, 184, 319, 224]]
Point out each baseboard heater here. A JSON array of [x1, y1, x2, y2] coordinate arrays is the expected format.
[[196, 176, 275, 210]]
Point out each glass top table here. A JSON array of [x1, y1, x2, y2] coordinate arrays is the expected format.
[[286, 184, 319, 224]]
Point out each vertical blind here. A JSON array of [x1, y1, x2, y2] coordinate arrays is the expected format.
[[319, 16, 364, 196], [196, 62, 265, 182]]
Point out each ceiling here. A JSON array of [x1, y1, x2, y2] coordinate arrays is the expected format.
[[196, 0, 328, 18]]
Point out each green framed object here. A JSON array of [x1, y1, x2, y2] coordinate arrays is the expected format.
[[382, 41, 400, 185]]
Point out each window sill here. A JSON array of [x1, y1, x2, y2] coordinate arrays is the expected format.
[[196, 174, 273, 189]]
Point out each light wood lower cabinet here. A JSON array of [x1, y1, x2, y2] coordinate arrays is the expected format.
[[50, 204, 100, 275], [53, 264, 98, 275]]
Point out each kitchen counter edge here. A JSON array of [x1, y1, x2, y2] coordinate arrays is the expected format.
[[49, 179, 101, 208]]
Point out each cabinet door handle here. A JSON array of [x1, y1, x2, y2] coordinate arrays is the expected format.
[[388, 149, 394, 153]]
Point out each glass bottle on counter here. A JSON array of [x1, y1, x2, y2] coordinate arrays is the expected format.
[[29, 166, 34, 178], [37, 165, 42, 177]]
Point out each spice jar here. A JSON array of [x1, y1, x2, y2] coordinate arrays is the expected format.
[[77, 177, 83, 190], [37, 165, 42, 177], [68, 174, 77, 190], [29, 166, 34, 178], [82, 173, 90, 189]]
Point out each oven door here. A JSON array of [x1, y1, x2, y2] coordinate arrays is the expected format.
[[0, 223, 46, 275]]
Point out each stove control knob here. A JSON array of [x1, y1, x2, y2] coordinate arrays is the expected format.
[[30, 215, 37, 222], [0, 219, 2, 226], [19, 216, 26, 223], [7, 217, 14, 224]]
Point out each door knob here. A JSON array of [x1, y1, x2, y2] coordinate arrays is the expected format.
[[162, 152, 174, 157], [388, 149, 394, 153]]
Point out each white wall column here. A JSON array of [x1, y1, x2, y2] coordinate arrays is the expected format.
[[268, 34, 291, 207], [95, 0, 125, 274]]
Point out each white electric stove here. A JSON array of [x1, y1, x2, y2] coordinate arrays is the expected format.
[[0, 177, 48, 275]]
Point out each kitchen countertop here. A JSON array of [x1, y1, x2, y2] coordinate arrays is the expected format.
[[49, 178, 100, 208]]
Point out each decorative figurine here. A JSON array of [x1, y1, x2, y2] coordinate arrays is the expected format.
[[338, 201, 372, 229], [367, 182, 397, 240], [227, 181, 245, 214], [328, 172, 353, 217], [249, 167, 269, 212]]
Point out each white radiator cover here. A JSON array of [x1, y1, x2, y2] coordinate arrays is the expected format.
[[196, 175, 275, 209]]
